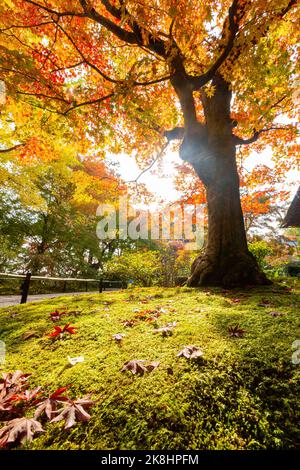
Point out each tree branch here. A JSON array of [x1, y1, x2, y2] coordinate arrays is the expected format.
[[64, 92, 115, 114], [233, 126, 295, 145], [78, 0, 138, 46], [79, 0, 168, 58], [55, 22, 121, 85], [188, 0, 240, 90], [0, 21, 53, 32], [127, 142, 169, 185], [0, 143, 25, 153], [24, 0, 84, 17], [16, 91, 70, 104]]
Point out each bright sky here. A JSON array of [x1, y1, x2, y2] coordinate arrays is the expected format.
[[112, 147, 299, 206]]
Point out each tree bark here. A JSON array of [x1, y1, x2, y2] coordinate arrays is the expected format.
[[187, 151, 270, 288], [173, 74, 271, 288]]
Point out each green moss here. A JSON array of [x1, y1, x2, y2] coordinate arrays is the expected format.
[[0, 282, 299, 450]]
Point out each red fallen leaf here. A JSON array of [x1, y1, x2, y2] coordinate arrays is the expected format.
[[9, 387, 42, 407], [228, 324, 246, 337], [63, 324, 76, 334], [34, 387, 69, 420], [50, 312, 61, 322], [50, 309, 67, 318], [50, 387, 70, 399], [50, 396, 95, 429], [48, 324, 76, 338], [0, 388, 18, 414], [145, 317, 157, 323], [230, 298, 241, 304], [0, 371, 31, 392], [134, 309, 161, 321], [0, 417, 44, 448], [134, 312, 148, 319], [48, 326, 63, 338]]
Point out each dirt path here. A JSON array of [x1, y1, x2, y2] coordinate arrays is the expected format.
[[0, 290, 118, 308]]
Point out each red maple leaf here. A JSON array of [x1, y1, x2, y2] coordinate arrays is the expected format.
[[50, 310, 67, 322], [48, 324, 76, 338]]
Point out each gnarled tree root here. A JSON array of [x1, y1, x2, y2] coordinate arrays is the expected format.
[[187, 252, 272, 288]]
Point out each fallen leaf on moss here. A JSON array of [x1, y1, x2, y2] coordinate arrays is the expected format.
[[21, 331, 39, 341], [0, 417, 44, 447], [146, 362, 160, 372], [153, 322, 176, 337], [258, 298, 273, 307], [177, 346, 204, 359], [120, 360, 147, 375], [134, 309, 161, 320], [0, 388, 18, 415], [50, 395, 95, 430], [49, 310, 67, 322], [121, 320, 136, 327], [120, 360, 159, 375], [228, 324, 246, 337], [267, 311, 285, 317], [11, 386, 42, 406], [112, 333, 125, 342], [0, 371, 31, 392], [34, 387, 69, 421], [48, 324, 76, 339]]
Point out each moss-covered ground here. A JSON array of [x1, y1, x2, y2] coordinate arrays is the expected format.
[[0, 280, 299, 450]]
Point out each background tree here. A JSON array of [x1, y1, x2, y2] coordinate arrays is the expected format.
[[0, 0, 299, 287], [174, 160, 291, 236], [0, 146, 123, 276]]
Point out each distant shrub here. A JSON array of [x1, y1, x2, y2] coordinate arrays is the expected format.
[[248, 241, 273, 268], [104, 251, 162, 287]]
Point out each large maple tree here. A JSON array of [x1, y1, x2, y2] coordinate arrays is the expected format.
[[0, 0, 299, 287]]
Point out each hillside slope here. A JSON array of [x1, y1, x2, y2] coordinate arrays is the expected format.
[[0, 283, 299, 450]]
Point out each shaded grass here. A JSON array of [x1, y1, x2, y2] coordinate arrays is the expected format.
[[0, 281, 299, 450]]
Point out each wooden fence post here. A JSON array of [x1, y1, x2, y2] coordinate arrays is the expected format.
[[20, 272, 31, 304], [99, 279, 103, 293]]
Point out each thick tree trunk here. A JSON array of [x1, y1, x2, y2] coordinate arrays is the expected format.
[[173, 74, 271, 288], [187, 149, 270, 288]]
